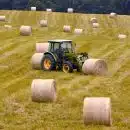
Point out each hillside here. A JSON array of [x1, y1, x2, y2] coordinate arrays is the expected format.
[[0, 10, 130, 130]]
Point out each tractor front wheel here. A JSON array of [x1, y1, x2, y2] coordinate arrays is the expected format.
[[41, 54, 55, 71], [62, 61, 73, 73]]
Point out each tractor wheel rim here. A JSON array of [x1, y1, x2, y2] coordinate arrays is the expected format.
[[44, 59, 51, 69], [63, 64, 69, 73]]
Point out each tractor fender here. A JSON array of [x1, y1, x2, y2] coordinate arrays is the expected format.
[[44, 52, 57, 62]]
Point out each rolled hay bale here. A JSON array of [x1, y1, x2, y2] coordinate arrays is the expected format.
[[92, 23, 99, 28], [118, 34, 127, 39], [39, 20, 48, 27], [31, 79, 56, 102], [90, 17, 98, 23], [74, 28, 83, 35], [31, 53, 44, 69], [20, 25, 32, 36], [109, 12, 117, 18], [4, 25, 12, 30], [31, 7, 36, 11], [82, 59, 108, 75], [0, 16, 6, 21], [63, 25, 71, 32], [83, 97, 112, 126], [46, 8, 52, 12], [67, 8, 74, 13], [36, 43, 49, 53]]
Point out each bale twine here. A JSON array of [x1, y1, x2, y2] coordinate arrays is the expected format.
[[109, 12, 117, 18], [31, 79, 56, 102], [63, 25, 71, 32], [4, 25, 12, 30], [82, 59, 108, 75], [31, 7, 36, 11], [67, 8, 74, 13], [46, 8, 52, 12], [31, 53, 44, 69], [20, 25, 32, 36], [74, 28, 83, 35], [39, 20, 48, 27], [92, 23, 99, 28], [36, 43, 49, 53], [83, 97, 112, 126], [90, 17, 98, 23], [118, 34, 127, 39], [0, 16, 6, 21]]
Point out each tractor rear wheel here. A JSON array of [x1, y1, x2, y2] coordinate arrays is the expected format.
[[62, 61, 73, 73], [41, 54, 55, 71]]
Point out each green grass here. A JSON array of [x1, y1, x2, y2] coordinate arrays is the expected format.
[[0, 10, 130, 130]]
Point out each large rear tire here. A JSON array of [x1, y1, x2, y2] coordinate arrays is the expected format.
[[41, 54, 56, 71], [62, 61, 73, 73]]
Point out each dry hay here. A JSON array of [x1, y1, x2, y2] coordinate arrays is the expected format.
[[39, 20, 48, 27], [90, 17, 98, 23], [67, 8, 74, 13], [63, 25, 71, 32], [74, 28, 83, 35], [31, 53, 44, 69], [46, 8, 52, 12], [83, 97, 112, 126], [118, 34, 127, 39], [31, 7, 36, 11], [20, 25, 32, 36], [0, 16, 6, 21], [109, 12, 117, 18], [92, 23, 99, 28], [36, 42, 49, 53], [82, 59, 108, 76], [31, 79, 56, 102], [4, 25, 12, 30]]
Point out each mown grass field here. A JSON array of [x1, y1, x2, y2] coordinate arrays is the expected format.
[[0, 10, 130, 130]]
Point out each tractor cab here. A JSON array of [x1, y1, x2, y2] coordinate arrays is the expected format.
[[48, 39, 75, 54]]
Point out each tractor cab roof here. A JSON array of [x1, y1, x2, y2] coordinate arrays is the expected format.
[[48, 39, 72, 43]]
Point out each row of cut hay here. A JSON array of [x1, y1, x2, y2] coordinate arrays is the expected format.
[[0, 13, 127, 38], [19, 24, 128, 38], [31, 79, 111, 126], [63, 25, 83, 34], [17, 24, 128, 38], [30, 7, 73, 13]]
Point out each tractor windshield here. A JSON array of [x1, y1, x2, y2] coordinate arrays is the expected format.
[[61, 42, 74, 53]]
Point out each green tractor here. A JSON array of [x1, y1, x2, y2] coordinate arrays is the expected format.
[[41, 39, 89, 73]]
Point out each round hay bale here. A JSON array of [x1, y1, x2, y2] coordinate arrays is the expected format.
[[31, 7, 36, 11], [39, 20, 48, 27], [67, 8, 74, 13], [46, 8, 52, 12], [92, 23, 99, 28], [118, 34, 127, 39], [0, 16, 6, 21], [74, 28, 83, 35], [83, 97, 112, 126], [31, 79, 56, 102], [20, 25, 32, 36], [4, 25, 12, 30], [31, 53, 44, 69], [90, 17, 98, 23], [82, 59, 108, 75], [109, 12, 117, 18], [63, 25, 71, 32], [36, 43, 49, 53]]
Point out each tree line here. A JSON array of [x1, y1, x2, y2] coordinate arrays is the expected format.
[[0, 0, 130, 14]]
